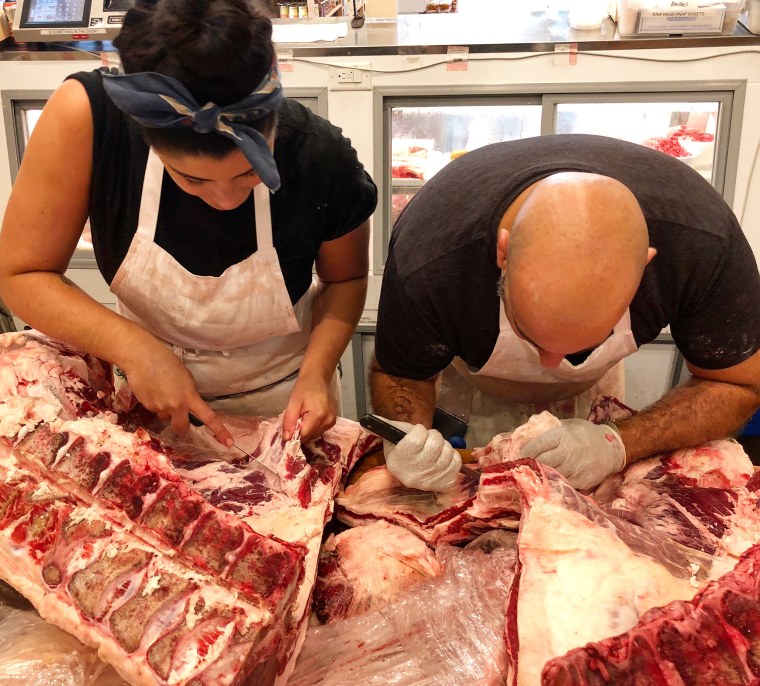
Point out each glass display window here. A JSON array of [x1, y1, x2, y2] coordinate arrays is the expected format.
[[387, 100, 542, 233], [554, 101, 720, 184]]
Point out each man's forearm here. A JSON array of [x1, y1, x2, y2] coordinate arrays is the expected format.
[[616, 376, 760, 464], [369, 359, 437, 427]]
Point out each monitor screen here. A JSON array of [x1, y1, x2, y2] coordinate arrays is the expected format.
[[20, 0, 91, 27], [103, 0, 134, 10]]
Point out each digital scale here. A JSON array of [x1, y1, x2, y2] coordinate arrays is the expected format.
[[12, 0, 134, 42]]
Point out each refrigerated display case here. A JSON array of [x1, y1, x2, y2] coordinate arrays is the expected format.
[[548, 96, 727, 187], [5, 95, 96, 261], [388, 100, 542, 224], [376, 86, 738, 271]]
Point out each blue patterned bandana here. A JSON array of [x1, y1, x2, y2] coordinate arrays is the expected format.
[[101, 62, 283, 191]]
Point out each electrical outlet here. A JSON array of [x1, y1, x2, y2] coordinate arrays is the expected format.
[[328, 64, 372, 91]]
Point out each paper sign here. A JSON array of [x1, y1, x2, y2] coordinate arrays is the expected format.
[[359, 312, 377, 327], [41, 28, 107, 34], [638, 8, 725, 33], [446, 46, 469, 72], [277, 49, 295, 72]]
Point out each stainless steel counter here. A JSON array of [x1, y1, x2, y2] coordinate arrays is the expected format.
[[1, 9, 759, 61], [274, 11, 760, 56]]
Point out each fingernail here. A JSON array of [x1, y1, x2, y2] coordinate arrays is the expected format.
[[225, 438, 233, 448]]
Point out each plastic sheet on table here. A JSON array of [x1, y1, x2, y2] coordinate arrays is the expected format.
[[0, 602, 125, 686], [289, 543, 516, 686]]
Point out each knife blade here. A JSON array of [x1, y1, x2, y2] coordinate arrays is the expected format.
[[359, 414, 481, 481], [188, 414, 283, 489]]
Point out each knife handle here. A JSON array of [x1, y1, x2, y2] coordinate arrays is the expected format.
[[359, 414, 407, 444]]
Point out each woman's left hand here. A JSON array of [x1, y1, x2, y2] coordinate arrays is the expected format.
[[282, 372, 337, 442]]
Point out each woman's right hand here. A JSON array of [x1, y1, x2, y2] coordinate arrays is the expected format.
[[120, 339, 233, 448]]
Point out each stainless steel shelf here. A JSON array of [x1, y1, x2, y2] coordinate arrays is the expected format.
[[2, 11, 759, 60]]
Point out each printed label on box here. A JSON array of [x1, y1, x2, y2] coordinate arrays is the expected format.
[[359, 312, 377, 327], [637, 8, 725, 33], [41, 28, 107, 34]]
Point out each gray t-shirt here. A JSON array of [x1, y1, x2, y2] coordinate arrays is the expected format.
[[375, 134, 760, 380]]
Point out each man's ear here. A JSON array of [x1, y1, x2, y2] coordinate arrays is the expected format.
[[497, 228, 510, 269], [646, 247, 657, 264]]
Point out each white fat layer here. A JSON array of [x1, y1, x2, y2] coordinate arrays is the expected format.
[[0, 448, 25, 481], [168, 621, 236, 683], [516, 500, 698, 686], [30, 481, 62, 500], [478, 411, 562, 467], [0, 397, 62, 439], [65, 506, 101, 529], [185, 592, 205, 630], [331, 520, 441, 585], [141, 572, 162, 596]]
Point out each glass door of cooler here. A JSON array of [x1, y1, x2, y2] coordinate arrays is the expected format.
[[378, 90, 736, 271], [379, 97, 543, 269], [4, 94, 98, 266], [544, 92, 735, 193]]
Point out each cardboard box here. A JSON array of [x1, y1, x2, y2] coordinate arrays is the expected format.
[[0, 6, 10, 41], [617, 0, 745, 36]]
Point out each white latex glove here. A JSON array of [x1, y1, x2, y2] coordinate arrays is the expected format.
[[382, 420, 462, 492], [518, 418, 626, 490]]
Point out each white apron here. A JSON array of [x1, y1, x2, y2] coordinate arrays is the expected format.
[[110, 149, 341, 414], [439, 305, 637, 446]]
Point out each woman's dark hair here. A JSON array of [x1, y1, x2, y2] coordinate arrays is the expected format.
[[113, 0, 277, 158]]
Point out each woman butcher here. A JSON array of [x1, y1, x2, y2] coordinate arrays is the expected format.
[[0, 0, 377, 446]]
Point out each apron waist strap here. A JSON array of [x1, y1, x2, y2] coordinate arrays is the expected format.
[[200, 369, 300, 402]]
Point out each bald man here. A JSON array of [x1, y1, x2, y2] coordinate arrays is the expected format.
[[370, 134, 760, 492]]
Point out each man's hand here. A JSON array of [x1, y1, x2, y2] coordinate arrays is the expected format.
[[383, 420, 462, 492], [519, 418, 626, 490], [282, 372, 337, 442]]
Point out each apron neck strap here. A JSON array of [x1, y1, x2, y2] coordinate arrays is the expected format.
[[612, 308, 632, 334], [254, 184, 274, 249], [139, 149, 275, 250], [137, 149, 165, 241]]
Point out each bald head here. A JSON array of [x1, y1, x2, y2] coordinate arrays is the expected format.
[[502, 172, 651, 357]]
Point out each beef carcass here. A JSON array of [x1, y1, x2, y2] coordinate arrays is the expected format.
[[473, 411, 562, 467], [592, 439, 760, 559], [290, 544, 516, 686], [472, 397, 634, 469], [0, 332, 380, 685], [0, 332, 114, 424], [168, 414, 381, 661], [333, 406, 609, 545], [542, 542, 760, 685], [313, 520, 441, 623], [335, 465, 522, 545], [10, 419, 306, 615], [492, 459, 721, 686], [0, 451, 294, 686]]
